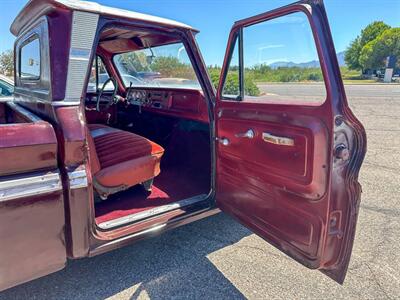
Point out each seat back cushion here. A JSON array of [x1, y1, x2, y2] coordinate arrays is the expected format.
[[92, 130, 164, 169]]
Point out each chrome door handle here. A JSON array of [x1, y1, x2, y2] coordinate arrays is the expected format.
[[262, 132, 294, 146], [235, 129, 255, 139]]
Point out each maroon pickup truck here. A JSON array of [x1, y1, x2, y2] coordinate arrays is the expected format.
[[0, 0, 366, 291]]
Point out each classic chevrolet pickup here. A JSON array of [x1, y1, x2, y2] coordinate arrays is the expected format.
[[0, 0, 366, 291]]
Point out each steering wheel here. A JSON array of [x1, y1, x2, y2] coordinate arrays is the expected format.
[[96, 77, 119, 112]]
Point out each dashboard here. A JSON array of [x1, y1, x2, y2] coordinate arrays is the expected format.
[[125, 88, 209, 123], [126, 89, 169, 109]]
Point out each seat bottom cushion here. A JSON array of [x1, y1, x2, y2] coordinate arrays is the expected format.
[[88, 124, 164, 194], [95, 155, 161, 188]]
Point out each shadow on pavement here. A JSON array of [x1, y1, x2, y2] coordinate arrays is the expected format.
[[0, 213, 250, 300]]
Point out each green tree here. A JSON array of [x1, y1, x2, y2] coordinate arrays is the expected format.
[[345, 37, 362, 70], [359, 21, 391, 47], [151, 56, 197, 79], [345, 21, 391, 70], [115, 51, 149, 73], [0, 50, 14, 76], [359, 28, 400, 70]]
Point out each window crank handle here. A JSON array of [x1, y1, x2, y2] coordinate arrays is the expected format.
[[217, 137, 230, 146], [235, 129, 255, 139]]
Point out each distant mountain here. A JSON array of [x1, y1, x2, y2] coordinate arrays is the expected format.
[[336, 51, 346, 66], [269, 51, 346, 69], [269, 60, 320, 68]]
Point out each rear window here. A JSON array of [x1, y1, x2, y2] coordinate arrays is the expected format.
[[113, 42, 200, 90], [20, 37, 41, 80], [0, 80, 14, 97]]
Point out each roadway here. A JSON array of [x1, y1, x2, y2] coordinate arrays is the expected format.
[[1, 84, 399, 299]]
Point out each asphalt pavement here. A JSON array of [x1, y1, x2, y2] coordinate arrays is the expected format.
[[1, 84, 399, 299]]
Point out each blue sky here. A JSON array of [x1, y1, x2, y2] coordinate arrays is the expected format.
[[1, 0, 399, 66]]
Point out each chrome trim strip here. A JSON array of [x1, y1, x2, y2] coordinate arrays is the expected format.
[[68, 169, 88, 190], [51, 101, 80, 107], [6, 102, 42, 123], [0, 172, 62, 202], [0, 97, 14, 103], [64, 11, 99, 104], [98, 194, 208, 230]]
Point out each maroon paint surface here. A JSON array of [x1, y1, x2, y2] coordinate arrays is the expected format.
[[215, 1, 366, 283], [138, 89, 209, 123], [0, 123, 57, 176], [0, 192, 66, 291], [1, 0, 367, 291], [1, 1, 217, 291], [0, 104, 66, 291], [0, 103, 58, 176]]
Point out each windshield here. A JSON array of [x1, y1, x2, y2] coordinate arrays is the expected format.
[[113, 42, 200, 90]]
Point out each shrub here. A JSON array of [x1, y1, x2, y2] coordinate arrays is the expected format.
[[208, 68, 260, 96], [307, 72, 323, 81], [244, 75, 260, 96]]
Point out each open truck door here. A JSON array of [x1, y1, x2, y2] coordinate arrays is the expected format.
[[215, 0, 366, 283]]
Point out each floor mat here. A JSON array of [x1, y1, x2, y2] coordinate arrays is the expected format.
[[95, 166, 210, 224]]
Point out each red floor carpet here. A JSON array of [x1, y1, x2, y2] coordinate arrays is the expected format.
[[95, 166, 210, 224]]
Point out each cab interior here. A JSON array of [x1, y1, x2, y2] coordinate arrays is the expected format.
[[84, 26, 212, 229]]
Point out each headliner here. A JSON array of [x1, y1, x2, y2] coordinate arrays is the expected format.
[[98, 27, 183, 54]]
